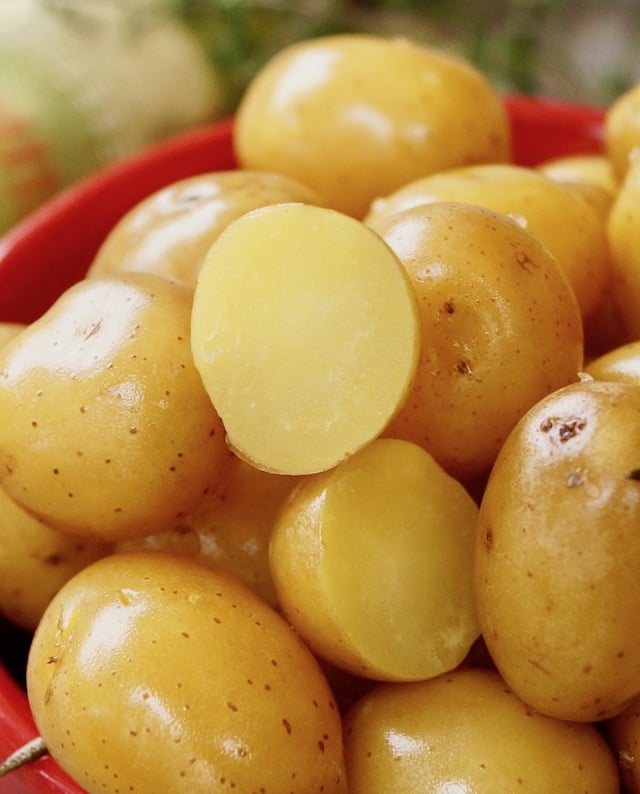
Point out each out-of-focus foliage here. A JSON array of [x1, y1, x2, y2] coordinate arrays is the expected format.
[[162, 0, 640, 109]]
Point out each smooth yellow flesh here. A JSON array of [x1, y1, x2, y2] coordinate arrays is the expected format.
[[191, 203, 420, 474]]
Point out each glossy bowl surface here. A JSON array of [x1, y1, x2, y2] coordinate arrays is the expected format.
[[0, 95, 604, 793]]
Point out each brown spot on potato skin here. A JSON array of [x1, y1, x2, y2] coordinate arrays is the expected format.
[[538, 415, 587, 443]]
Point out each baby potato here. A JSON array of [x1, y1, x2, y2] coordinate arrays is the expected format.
[[475, 378, 640, 722], [0, 274, 228, 542], [537, 153, 619, 196], [191, 202, 420, 475], [371, 201, 583, 481], [585, 339, 640, 385], [0, 486, 111, 632], [366, 162, 612, 323], [343, 667, 619, 794], [270, 437, 480, 682], [606, 692, 640, 792], [605, 79, 640, 179], [607, 156, 640, 340], [27, 551, 347, 794], [117, 453, 298, 607], [87, 170, 324, 289], [235, 33, 510, 218], [535, 154, 618, 229]]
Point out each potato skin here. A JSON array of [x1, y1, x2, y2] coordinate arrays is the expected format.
[[366, 163, 612, 323], [373, 201, 583, 481], [0, 274, 228, 542], [606, 692, 640, 793], [474, 378, 640, 722], [605, 80, 640, 179], [0, 486, 111, 632], [343, 667, 619, 794], [87, 170, 324, 289], [607, 157, 640, 342], [585, 340, 640, 386], [27, 551, 347, 794], [235, 33, 510, 218]]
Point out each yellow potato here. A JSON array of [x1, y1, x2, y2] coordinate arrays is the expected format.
[[537, 153, 619, 196], [235, 33, 510, 218], [343, 667, 619, 794], [585, 339, 640, 385], [117, 453, 298, 607], [475, 378, 640, 722], [27, 551, 347, 794], [605, 80, 640, 178], [365, 163, 612, 323], [0, 274, 228, 542], [607, 156, 640, 340], [269, 437, 480, 681], [606, 692, 640, 793], [191, 202, 420, 475], [87, 170, 323, 289], [0, 486, 111, 632], [370, 201, 583, 481]]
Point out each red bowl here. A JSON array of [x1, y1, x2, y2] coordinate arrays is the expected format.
[[0, 95, 605, 793]]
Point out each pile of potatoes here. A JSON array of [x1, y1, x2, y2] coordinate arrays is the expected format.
[[2, 31, 640, 794]]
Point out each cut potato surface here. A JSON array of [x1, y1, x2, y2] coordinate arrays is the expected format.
[[87, 170, 324, 289], [269, 437, 481, 681], [191, 202, 420, 474]]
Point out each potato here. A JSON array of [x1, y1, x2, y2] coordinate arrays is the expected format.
[[474, 378, 640, 722], [537, 153, 619, 196], [604, 79, 640, 179], [585, 339, 640, 385], [365, 163, 612, 323], [87, 170, 324, 289], [269, 437, 480, 681], [117, 453, 298, 607], [606, 692, 640, 792], [0, 486, 111, 632], [235, 33, 510, 218], [343, 667, 619, 794], [191, 202, 420, 475], [27, 551, 347, 794], [607, 156, 640, 340], [0, 274, 228, 542], [370, 201, 583, 481]]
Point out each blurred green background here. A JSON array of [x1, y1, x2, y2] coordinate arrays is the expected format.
[[164, 0, 640, 111], [1, 0, 639, 234]]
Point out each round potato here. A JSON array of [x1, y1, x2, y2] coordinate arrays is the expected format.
[[365, 163, 612, 323], [117, 453, 298, 607], [604, 79, 640, 179], [27, 551, 347, 794], [0, 274, 228, 542], [371, 201, 583, 481], [537, 153, 619, 196], [475, 378, 640, 722], [585, 339, 640, 385], [343, 667, 619, 794], [0, 486, 111, 632], [235, 33, 510, 218], [607, 156, 640, 340], [87, 170, 323, 289], [606, 692, 640, 793]]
